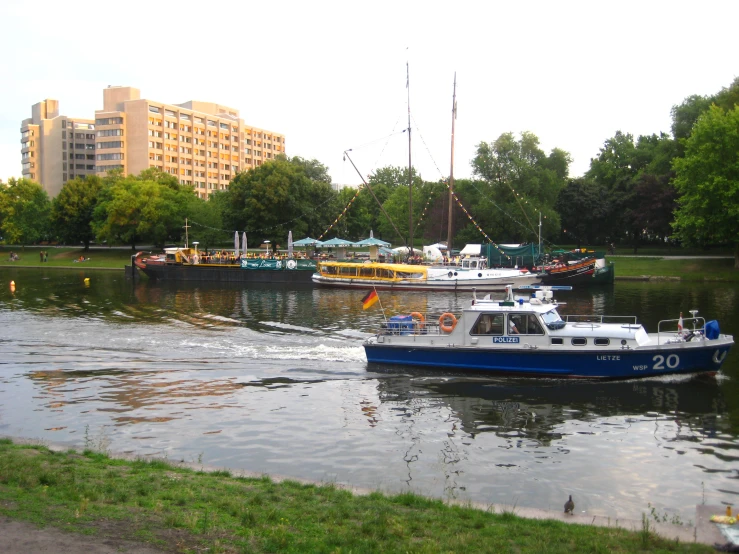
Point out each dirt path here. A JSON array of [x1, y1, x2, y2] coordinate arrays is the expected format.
[[0, 517, 165, 553]]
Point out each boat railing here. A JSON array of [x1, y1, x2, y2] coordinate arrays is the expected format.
[[656, 317, 706, 345], [379, 320, 444, 337], [564, 314, 638, 325]]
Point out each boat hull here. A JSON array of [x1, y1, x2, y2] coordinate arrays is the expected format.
[[312, 274, 541, 292], [138, 263, 314, 284], [364, 341, 733, 379]]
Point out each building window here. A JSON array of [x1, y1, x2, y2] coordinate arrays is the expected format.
[[180, 113, 190, 121], [97, 140, 123, 150], [95, 117, 124, 125], [62, 120, 67, 129], [207, 120, 216, 127], [96, 153, 124, 161], [149, 106, 161, 113], [98, 129, 124, 137], [165, 109, 176, 117]]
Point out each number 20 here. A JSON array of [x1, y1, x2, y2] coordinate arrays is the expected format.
[[653, 354, 679, 370]]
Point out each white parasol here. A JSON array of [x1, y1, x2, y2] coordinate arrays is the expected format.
[[288, 230, 293, 258], [234, 231, 239, 257], [242, 232, 247, 256]]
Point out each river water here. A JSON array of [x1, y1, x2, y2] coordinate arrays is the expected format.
[[1, 267, 738, 522]]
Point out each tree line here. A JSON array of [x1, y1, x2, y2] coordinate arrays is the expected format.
[[1, 78, 737, 267]]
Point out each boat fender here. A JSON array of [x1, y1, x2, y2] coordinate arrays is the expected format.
[[478, 273, 482, 278], [409, 312, 426, 330], [448, 271, 453, 278], [439, 313, 457, 333]]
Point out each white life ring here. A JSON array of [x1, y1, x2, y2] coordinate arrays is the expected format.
[[286, 259, 297, 269]]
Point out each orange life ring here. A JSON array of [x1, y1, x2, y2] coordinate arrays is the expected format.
[[409, 311, 425, 332], [439, 312, 457, 333]]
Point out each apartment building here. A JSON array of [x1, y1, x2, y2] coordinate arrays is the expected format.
[[20, 100, 97, 197], [21, 87, 286, 199], [94, 87, 285, 198]]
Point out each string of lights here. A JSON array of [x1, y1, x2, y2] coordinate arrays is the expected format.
[[318, 185, 364, 240]]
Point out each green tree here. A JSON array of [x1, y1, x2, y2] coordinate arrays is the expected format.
[[220, 158, 338, 250], [50, 176, 103, 250], [289, 156, 332, 185], [375, 181, 432, 245], [672, 105, 739, 267], [0, 178, 51, 245], [470, 132, 568, 243], [555, 178, 609, 246], [585, 131, 678, 250], [92, 173, 195, 249]]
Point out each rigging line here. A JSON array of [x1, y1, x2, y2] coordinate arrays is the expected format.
[[371, 116, 404, 172], [346, 128, 406, 152], [465, 180, 557, 247], [410, 113, 447, 181], [317, 184, 364, 240], [466, 180, 539, 239], [338, 150, 405, 242]]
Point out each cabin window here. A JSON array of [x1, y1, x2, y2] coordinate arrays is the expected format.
[[542, 309, 565, 330], [339, 266, 356, 276], [471, 313, 504, 336], [594, 338, 610, 346], [508, 314, 544, 335], [571, 338, 587, 346], [551, 338, 563, 345], [359, 267, 375, 278], [396, 271, 424, 279]]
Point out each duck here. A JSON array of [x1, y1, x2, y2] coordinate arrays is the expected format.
[[564, 495, 575, 515]]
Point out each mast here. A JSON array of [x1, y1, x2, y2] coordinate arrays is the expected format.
[[407, 62, 413, 261], [447, 73, 457, 254]]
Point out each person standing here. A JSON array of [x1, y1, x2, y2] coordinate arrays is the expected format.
[[40, 251, 44, 263], [44, 251, 48, 262]]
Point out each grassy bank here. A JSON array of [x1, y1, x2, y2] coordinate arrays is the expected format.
[[0, 246, 141, 269], [610, 256, 739, 282], [0, 439, 711, 553]]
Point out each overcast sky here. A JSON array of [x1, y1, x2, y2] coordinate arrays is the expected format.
[[1, 0, 737, 188]]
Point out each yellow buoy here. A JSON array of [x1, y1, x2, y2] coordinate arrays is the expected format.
[[10, 281, 16, 291], [84, 277, 90, 287]]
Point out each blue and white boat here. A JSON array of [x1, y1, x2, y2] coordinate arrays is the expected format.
[[363, 286, 734, 379]]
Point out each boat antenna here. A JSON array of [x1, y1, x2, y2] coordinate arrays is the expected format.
[[184, 217, 190, 248], [343, 150, 405, 242], [406, 61, 413, 262], [447, 72, 457, 255], [374, 286, 388, 324]]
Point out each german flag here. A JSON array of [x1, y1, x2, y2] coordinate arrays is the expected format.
[[361, 289, 379, 310]]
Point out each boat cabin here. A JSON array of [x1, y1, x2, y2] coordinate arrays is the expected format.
[[459, 256, 488, 270], [377, 286, 650, 351]]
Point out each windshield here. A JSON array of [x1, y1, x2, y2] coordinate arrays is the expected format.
[[541, 309, 563, 325]]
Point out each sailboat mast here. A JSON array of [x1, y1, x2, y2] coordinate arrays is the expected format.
[[447, 73, 457, 254], [407, 62, 413, 260]]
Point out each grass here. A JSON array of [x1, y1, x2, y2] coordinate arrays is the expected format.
[[609, 256, 739, 282], [0, 439, 713, 553], [0, 246, 141, 269]]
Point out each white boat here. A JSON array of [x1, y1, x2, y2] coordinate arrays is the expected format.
[[312, 254, 539, 291], [363, 286, 734, 378]]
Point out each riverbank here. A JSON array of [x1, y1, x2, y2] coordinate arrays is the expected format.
[[0, 438, 717, 553], [2, 246, 737, 282]]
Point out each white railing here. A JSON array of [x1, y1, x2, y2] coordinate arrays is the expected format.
[[656, 317, 705, 345]]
